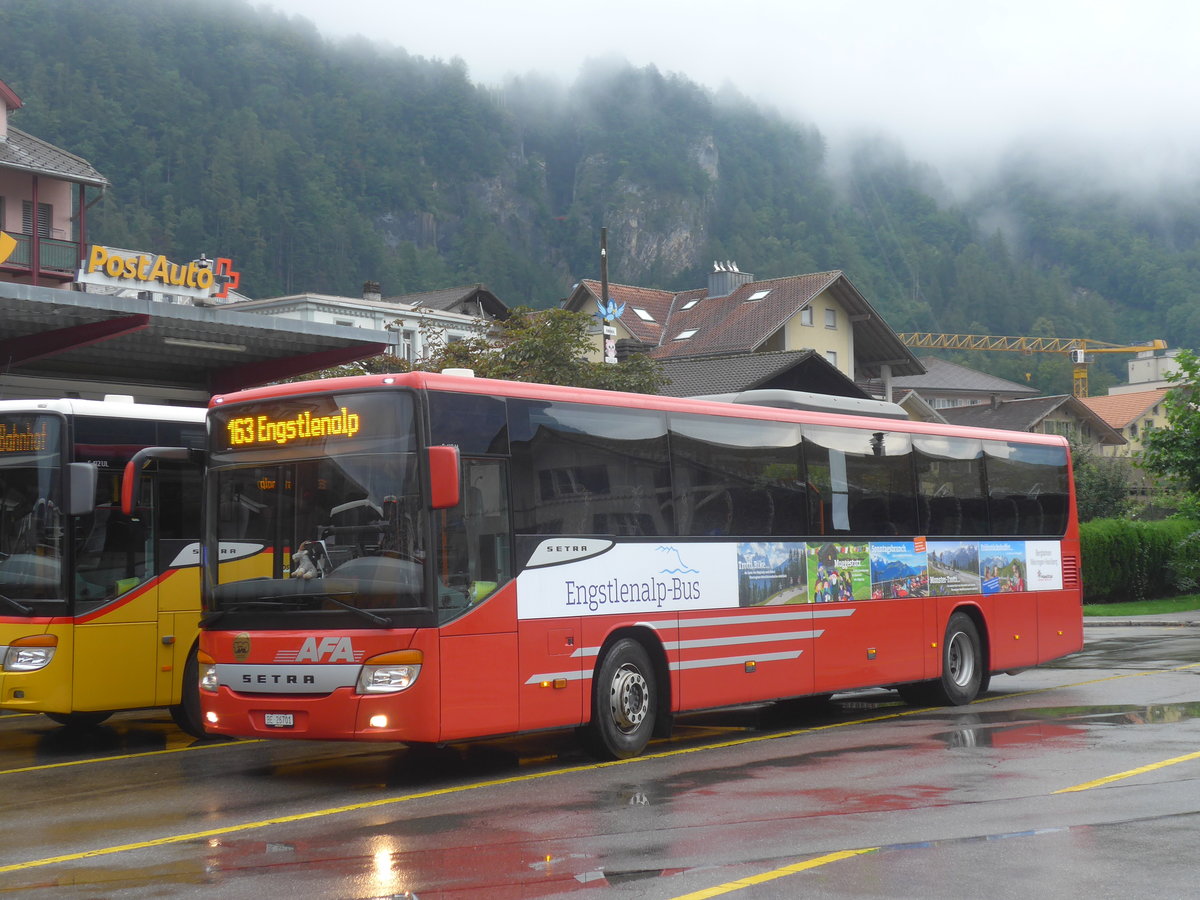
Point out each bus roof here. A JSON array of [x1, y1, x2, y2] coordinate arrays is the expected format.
[[211, 371, 1070, 449], [0, 397, 206, 422]]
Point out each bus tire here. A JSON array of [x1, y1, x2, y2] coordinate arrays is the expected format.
[[586, 638, 657, 760], [932, 612, 983, 706], [170, 645, 208, 739], [45, 711, 110, 728], [898, 613, 984, 706]]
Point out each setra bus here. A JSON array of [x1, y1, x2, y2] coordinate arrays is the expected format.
[[0, 397, 206, 734], [193, 371, 1082, 758]]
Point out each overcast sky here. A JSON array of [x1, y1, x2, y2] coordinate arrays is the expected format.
[[265, 0, 1200, 180]]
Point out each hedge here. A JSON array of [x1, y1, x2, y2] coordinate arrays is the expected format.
[[1079, 517, 1200, 603]]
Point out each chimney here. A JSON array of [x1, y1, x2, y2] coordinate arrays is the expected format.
[[707, 260, 754, 298], [362, 281, 382, 302], [990, 394, 1000, 410]]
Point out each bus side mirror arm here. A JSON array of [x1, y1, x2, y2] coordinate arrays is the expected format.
[[427, 445, 461, 509], [121, 446, 204, 515]]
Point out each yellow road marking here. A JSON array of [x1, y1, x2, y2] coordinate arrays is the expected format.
[[4, 662, 1197, 873], [1055, 749, 1200, 793], [0, 740, 263, 777], [668, 848, 879, 899]]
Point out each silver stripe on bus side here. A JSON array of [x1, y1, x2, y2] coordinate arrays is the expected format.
[[664, 629, 823, 650], [670, 650, 803, 670], [667, 608, 857, 629], [524, 648, 806, 685]]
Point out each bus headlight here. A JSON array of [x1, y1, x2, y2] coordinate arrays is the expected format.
[[357, 649, 422, 694], [198, 650, 219, 693], [4, 635, 57, 672]]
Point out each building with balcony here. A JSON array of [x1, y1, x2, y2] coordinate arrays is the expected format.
[[0, 78, 108, 287], [563, 264, 924, 399]]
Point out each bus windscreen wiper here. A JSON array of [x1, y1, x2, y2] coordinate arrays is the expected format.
[[202, 592, 391, 628], [0, 592, 33, 615]]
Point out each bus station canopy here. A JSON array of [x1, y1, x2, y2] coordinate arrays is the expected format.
[[0, 282, 391, 398]]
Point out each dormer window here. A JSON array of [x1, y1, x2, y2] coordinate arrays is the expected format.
[[633, 307, 655, 322]]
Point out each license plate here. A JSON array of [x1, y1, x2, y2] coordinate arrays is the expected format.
[[264, 713, 294, 728]]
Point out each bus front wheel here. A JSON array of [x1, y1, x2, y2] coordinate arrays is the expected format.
[[170, 646, 208, 739], [586, 638, 657, 760], [45, 711, 110, 728]]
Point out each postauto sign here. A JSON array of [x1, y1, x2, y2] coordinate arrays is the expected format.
[[77, 245, 240, 300]]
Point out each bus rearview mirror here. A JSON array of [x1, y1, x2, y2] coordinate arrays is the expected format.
[[67, 462, 99, 517], [428, 445, 461, 509]]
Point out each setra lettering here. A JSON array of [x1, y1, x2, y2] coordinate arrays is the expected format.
[[242, 673, 317, 685]]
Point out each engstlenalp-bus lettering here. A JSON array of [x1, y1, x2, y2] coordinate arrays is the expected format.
[[564, 577, 702, 612]]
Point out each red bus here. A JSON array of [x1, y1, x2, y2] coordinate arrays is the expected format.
[[193, 372, 1082, 758]]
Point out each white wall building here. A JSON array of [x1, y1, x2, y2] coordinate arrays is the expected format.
[[229, 282, 509, 363]]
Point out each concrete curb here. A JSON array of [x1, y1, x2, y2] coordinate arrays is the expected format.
[[1084, 619, 1200, 627]]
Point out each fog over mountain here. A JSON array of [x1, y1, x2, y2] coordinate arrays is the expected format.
[[265, 0, 1200, 190], [4, 0, 1197, 389]]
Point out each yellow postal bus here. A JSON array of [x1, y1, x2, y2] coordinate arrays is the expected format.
[[0, 398, 206, 734]]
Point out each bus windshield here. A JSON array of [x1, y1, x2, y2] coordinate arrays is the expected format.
[[0, 414, 66, 605], [205, 391, 432, 627]]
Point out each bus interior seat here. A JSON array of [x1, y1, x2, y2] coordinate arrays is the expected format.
[[729, 487, 774, 536], [768, 486, 807, 537], [689, 489, 732, 536], [887, 494, 918, 536], [850, 496, 891, 535], [989, 496, 1019, 534], [927, 496, 962, 535], [958, 498, 989, 534], [1014, 497, 1043, 534]]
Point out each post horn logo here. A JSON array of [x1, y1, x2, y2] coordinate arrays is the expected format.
[[232, 632, 252, 662], [0, 232, 16, 266]]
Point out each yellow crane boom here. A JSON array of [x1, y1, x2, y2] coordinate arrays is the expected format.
[[897, 334, 1168, 398]]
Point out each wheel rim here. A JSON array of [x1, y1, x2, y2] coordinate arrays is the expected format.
[[946, 630, 975, 688], [608, 663, 649, 733]]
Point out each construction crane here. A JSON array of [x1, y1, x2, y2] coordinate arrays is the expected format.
[[897, 334, 1168, 398]]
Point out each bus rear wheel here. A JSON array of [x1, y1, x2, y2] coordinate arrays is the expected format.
[[898, 612, 984, 707], [586, 638, 657, 760]]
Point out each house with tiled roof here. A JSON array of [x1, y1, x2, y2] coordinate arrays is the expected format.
[[886, 357, 1040, 410], [1079, 389, 1169, 458], [564, 264, 924, 398], [0, 78, 109, 287], [656, 349, 865, 398], [940, 395, 1125, 450]]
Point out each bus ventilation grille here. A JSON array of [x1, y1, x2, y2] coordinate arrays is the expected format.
[[1062, 555, 1080, 588]]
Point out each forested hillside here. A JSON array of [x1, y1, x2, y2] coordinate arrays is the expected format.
[[3, 0, 1198, 395]]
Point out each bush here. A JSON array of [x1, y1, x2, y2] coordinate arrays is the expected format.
[[1169, 530, 1200, 593], [1080, 518, 1199, 603]]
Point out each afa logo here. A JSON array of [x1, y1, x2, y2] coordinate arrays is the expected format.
[[275, 636, 365, 664], [0, 231, 16, 266]]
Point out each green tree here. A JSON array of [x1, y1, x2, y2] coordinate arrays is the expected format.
[[420, 307, 666, 393], [1070, 440, 1131, 522], [298, 307, 666, 394], [1141, 349, 1200, 517]]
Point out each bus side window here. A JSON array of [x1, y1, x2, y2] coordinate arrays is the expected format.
[[983, 440, 1070, 537], [670, 414, 805, 538], [509, 399, 671, 537]]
